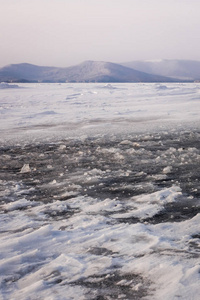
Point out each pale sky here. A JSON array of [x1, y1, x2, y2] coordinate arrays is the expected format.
[[0, 0, 200, 68]]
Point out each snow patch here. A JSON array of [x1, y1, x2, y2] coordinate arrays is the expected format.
[[0, 82, 20, 89]]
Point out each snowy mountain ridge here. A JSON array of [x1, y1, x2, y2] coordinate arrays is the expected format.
[[0, 60, 180, 83]]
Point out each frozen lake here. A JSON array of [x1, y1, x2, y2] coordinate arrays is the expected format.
[[1, 82, 200, 145], [0, 83, 200, 299]]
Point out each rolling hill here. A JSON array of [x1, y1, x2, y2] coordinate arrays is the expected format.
[[121, 59, 200, 81], [0, 60, 179, 83]]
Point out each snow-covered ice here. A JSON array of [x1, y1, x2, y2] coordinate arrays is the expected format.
[[0, 83, 200, 299], [0, 82, 21, 89], [0, 82, 200, 145]]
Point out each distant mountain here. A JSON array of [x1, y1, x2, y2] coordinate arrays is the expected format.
[[121, 59, 200, 81], [0, 61, 179, 83]]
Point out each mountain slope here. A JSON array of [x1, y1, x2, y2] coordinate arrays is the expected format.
[[0, 61, 178, 83], [121, 59, 200, 80], [0, 63, 61, 82]]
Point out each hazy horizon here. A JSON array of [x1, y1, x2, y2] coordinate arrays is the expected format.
[[1, 0, 200, 68]]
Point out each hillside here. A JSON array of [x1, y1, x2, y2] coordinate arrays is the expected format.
[[0, 61, 178, 83], [121, 59, 200, 81]]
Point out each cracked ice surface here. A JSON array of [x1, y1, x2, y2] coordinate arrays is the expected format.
[[0, 83, 200, 299]]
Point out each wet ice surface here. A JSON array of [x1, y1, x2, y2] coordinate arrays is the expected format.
[[0, 83, 200, 299]]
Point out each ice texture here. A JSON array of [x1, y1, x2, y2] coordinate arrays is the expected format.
[[0, 82, 200, 145], [0, 83, 200, 299], [0, 82, 20, 89]]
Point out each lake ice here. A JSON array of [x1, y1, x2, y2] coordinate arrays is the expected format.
[[0, 83, 200, 299]]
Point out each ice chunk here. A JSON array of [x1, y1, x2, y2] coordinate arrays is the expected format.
[[0, 82, 20, 89], [58, 144, 66, 151], [20, 164, 31, 173], [163, 166, 172, 174]]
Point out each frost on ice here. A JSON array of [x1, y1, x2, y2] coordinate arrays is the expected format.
[[0, 83, 200, 300]]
